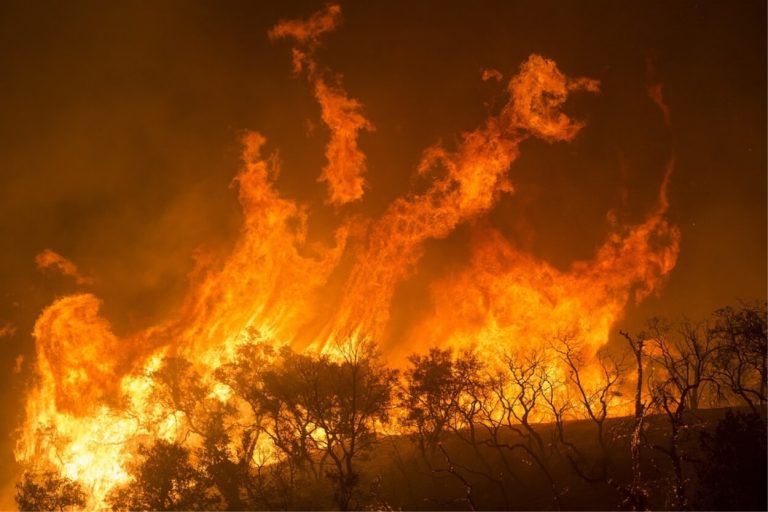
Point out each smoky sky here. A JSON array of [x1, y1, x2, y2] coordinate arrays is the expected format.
[[0, 0, 764, 503]]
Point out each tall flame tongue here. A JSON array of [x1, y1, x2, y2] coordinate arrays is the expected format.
[[16, 4, 679, 508], [314, 55, 601, 350], [270, 3, 374, 205], [16, 133, 348, 506], [169, 132, 347, 358]]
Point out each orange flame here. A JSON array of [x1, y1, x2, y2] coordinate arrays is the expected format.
[[35, 249, 93, 285], [408, 174, 680, 360], [312, 54, 600, 351], [270, 3, 374, 205]]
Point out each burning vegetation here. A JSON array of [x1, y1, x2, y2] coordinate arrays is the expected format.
[[12, 3, 766, 511]]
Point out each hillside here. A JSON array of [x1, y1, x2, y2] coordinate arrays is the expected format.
[[348, 407, 766, 510]]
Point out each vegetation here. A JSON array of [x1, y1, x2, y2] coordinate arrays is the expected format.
[[16, 302, 767, 510], [15, 472, 87, 512]]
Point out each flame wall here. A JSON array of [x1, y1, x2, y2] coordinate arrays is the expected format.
[[12, 3, 687, 508]]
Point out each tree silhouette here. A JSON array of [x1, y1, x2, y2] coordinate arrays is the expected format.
[[151, 355, 248, 509], [620, 330, 651, 511], [15, 471, 87, 512], [400, 347, 462, 457], [710, 301, 767, 412], [400, 347, 497, 508], [108, 440, 213, 511], [258, 339, 397, 510], [550, 334, 626, 485], [483, 348, 562, 508], [195, 409, 246, 510], [214, 338, 279, 508], [151, 356, 211, 435], [644, 316, 719, 509]]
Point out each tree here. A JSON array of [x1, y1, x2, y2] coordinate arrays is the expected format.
[[15, 471, 87, 512], [151, 356, 211, 436], [152, 354, 248, 509], [544, 332, 649, 511], [400, 347, 506, 509], [710, 301, 767, 412], [258, 339, 397, 510], [696, 411, 767, 511], [214, 338, 280, 508], [620, 330, 652, 511], [400, 347, 462, 457], [107, 440, 213, 511], [551, 334, 626, 483], [646, 317, 718, 413], [483, 348, 562, 508], [443, 349, 512, 508], [195, 408, 246, 510], [645, 317, 718, 509]]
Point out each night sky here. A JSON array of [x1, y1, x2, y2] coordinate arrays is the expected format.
[[0, 0, 765, 503]]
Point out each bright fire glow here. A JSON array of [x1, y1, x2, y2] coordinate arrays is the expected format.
[[15, 3, 679, 508]]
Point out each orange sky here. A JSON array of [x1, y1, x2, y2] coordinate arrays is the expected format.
[[0, 0, 765, 504]]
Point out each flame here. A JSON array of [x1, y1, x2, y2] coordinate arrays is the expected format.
[[169, 131, 347, 358], [646, 56, 672, 129], [482, 68, 504, 82], [408, 172, 680, 359], [311, 53, 600, 351], [15, 4, 680, 508], [35, 249, 93, 285], [270, 3, 374, 205]]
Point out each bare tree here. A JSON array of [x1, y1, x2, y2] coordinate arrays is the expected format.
[[646, 317, 719, 412], [446, 350, 514, 508], [547, 332, 634, 507], [483, 349, 562, 507], [709, 301, 767, 412], [644, 316, 718, 510], [620, 330, 652, 511]]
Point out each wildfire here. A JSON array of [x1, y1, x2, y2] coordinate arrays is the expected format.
[[15, 3, 679, 508]]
